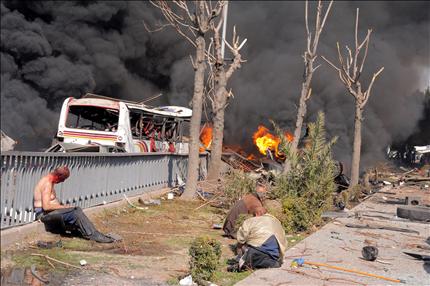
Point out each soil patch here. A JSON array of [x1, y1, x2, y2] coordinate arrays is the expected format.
[[1, 197, 246, 285]]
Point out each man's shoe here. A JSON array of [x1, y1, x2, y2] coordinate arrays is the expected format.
[[88, 231, 115, 243], [227, 264, 240, 272]]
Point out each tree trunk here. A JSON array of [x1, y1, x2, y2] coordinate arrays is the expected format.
[[207, 70, 227, 181], [283, 71, 312, 175], [181, 35, 206, 200], [350, 103, 363, 186]]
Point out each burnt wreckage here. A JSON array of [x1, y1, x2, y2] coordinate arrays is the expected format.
[[47, 93, 192, 154]]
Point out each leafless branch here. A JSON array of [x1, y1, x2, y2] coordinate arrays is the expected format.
[[315, 1, 322, 41], [361, 67, 384, 107], [225, 26, 247, 80], [142, 19, 171, 33], [305, 0, 310, 50], [320, 0, 334, 33], [305, 88, 312, 100], [321, 6, 383, 106], [189, 54, 196, 70], [321, 55, 341, 72], [359, 30, 372, 74]]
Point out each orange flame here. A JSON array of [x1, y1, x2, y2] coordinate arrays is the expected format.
[[252, 125, 293, 158], [247, 154, 257, 161], [199, 123, 213, 152]]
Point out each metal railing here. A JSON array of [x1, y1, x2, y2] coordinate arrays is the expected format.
[[0, 151, 208, 229]]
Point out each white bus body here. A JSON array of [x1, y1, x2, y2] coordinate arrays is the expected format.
[[51, 93, 192, 153]]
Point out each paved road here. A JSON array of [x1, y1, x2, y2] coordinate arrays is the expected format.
[[236, 185, 430, 286]]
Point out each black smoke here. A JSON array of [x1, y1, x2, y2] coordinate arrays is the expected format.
[[1, 1, 429, 173], [1, 1, 187, 150]]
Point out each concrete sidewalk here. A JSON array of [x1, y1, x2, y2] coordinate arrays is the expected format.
[[236, 185, 430, 286]]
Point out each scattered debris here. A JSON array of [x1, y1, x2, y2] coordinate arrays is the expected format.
[[179, 275, 196, 286], [124, 194, 148, 210], [321, 211, 351, 218], [79, 259, 87, 266], [396, 205, 430, 222], [30, 265, 49, 284], [221, 149, 262, 173], [404, 196, 422, 206], [167, 193, 174, 200], [292, 258, 405, 283], [37, 240, 63, 249], [139, 198, 161, 206], [345, 223, 420, 234], [402, 252, 430, 262], [212, 224, 222, 229], [362, 246, 378, 261]]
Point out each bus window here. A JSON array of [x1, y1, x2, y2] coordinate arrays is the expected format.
[[129, 111, 142, 139], [164, 120, 178, 141], [66, 106, 119, 132], [180, 120, 190, 142]]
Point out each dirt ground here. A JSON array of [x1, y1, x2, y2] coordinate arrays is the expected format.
[[2, 195, 299, 286]]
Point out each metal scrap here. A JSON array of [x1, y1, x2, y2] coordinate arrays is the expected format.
[[345, 223, 420, 234]]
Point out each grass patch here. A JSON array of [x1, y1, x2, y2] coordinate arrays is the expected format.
[[166, 277, 180, 285], [287, 234, 305, 247], [212, 268, 251, 286], [11, 249, 83, 272], [164, 236, 194, 249], [62, 238, 93, 251]]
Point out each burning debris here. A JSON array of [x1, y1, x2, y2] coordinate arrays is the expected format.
[[199, 123, 213, 152], [252, 125, 293, 161]]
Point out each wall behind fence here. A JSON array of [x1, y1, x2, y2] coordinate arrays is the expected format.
[[0, 152, 208, 229]]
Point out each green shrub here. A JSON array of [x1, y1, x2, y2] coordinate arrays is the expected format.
[[189, 236, 222, 284], [273, 112, 337, 233], [223, 169, 255, 208], [281, 196, 311, 233]]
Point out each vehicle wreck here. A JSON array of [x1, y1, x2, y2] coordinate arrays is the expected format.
[[47, 93, 192, 154]]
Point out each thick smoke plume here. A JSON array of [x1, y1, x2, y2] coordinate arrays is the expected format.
[[1, 1, 429, 172]]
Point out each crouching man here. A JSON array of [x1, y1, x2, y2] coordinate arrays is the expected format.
[[34, 166, 114, 243], [223, 182, 268, 239], [228, 207, 287, 271]]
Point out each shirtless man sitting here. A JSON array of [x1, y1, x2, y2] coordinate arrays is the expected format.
[[34, 166, 114, 243]]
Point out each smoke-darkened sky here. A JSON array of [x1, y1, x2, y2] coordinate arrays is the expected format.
[[1, 1, 429, 171]]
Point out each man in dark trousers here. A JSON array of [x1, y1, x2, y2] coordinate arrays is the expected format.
[[33, 166, 114, 243], [223, 182, 268, 239], [228, 208, 287, 272]]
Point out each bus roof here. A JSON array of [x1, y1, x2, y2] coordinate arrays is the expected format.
[[70, 93, 192, 118]]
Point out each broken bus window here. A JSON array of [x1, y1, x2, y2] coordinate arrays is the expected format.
[[65, 106, 119, 132]]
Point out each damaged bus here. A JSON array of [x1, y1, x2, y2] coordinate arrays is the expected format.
[[47, 93, 192, 153]]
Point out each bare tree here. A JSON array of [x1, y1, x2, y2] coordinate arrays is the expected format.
[[149, 1, 224, 199], [322, 8, 384, 186], [206, 19, 246, 181], [283, 0, 333, 174]]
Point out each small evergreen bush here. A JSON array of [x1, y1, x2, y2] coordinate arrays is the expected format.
[[223, 169, 255, 208], [189, 236, 222, 284], [273, 112, 337, 232]]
